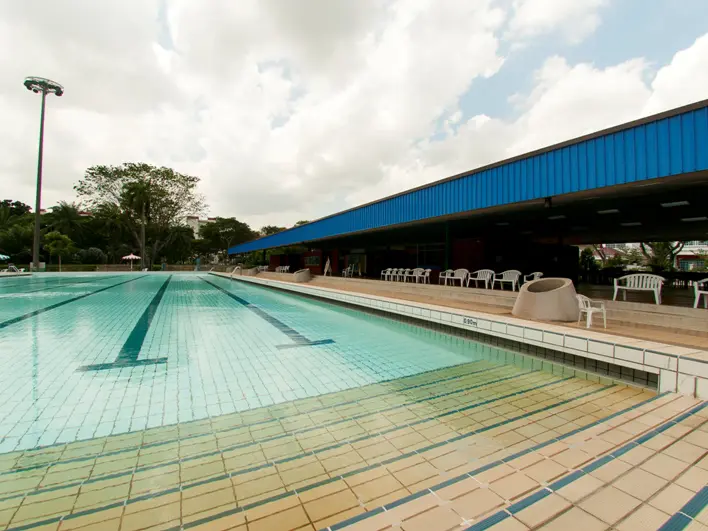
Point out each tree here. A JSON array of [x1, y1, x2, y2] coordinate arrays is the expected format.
[[77, 247, 107, 264], [46, 202, 85, 244], [200, 218, 255, 260], [43, 231, 76, 272], [294, 220, 310, 227], [640, 242, 685, 272], [0, 200, 31, 217], [260, 225, 286, 236], [591, 244, 608, 266], [75, 163, 205, 268]]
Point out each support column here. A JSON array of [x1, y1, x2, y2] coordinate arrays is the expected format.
[[444, 222, 451, 270]]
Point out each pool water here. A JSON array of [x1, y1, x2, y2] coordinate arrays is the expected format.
[[0, 273, 500, 453]]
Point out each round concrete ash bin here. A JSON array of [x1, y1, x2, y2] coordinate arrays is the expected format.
[[512, 278, 579, 322]]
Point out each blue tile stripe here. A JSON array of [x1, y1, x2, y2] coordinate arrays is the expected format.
[[658, 486, 708, 531], [3, 362, 503, 476], [4, 379, 602, 530], [0, 275, 147, 330], [201, 276, 334, 348], [324, 391, 666, 531], [439, 400, 708, 531], [0, 371, 555, 502], [77, 275, 173, 371]]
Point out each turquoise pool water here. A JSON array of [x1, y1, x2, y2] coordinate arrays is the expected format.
[[0, 273, 497, 453]]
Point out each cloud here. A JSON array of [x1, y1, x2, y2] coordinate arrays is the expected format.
[[1, 1, 707, 233], [506, 0, 608, 44]]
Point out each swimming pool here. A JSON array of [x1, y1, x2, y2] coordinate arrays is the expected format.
[[0, 272, 670, 531], [0, 273, 510, 453]]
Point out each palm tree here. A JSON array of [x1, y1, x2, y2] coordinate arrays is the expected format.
[[121, 182, 151, 269], [47, 202, 85, 243]]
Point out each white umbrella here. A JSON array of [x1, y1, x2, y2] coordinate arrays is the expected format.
[[122, 253, 141, 271], [0, 254, 9, 261]]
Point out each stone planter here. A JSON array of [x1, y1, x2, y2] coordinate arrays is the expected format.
[[512, 278, 579, 322]]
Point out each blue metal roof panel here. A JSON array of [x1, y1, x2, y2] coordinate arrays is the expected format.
[[230, 100, 708, 254]]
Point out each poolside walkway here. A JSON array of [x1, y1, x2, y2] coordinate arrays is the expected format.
[[0, 362, 704, 531]]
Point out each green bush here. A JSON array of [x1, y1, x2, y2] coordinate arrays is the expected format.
[[152, 264, 162, 271]]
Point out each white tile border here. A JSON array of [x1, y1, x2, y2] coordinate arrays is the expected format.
[[216, 273, 708, 399]]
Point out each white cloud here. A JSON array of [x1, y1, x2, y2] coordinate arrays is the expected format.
[[1, 1, 707, 233], [506, 0, 608, 44]]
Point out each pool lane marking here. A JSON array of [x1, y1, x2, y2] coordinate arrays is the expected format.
[[0, 275, 124, 296], [200, 276, 334, 349], [2, 372, 564, 502], [0, 275, 148, 331], [658, 485, 708, 531], [449, 400, 708, 531], [8, 361, 499, 473], [4, 381, 615, 531], [77, 275, 173, 371]]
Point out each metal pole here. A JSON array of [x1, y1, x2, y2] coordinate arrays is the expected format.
[[32, 90, 47, 272]]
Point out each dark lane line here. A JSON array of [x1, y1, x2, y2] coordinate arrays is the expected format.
[[0, 276, 148, 331], [78, 275, 172, 371], [0, 275, 124, 295], [200, 276, 334, 348]]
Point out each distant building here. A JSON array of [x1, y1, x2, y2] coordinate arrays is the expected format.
[[185, 216, 216, 238], [677, 241, 708, 271]]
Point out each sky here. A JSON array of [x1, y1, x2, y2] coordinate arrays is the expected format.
[[1, 0, 708, 230]]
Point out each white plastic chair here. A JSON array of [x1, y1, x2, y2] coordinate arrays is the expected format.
[[467, 269, 495, 289], [613, 273, 664, 305], [439, 269, 453, 285], [492, 270, 522, 291], [694, 278, 708, 309], [577, 295, 607, 329], [449, 268, 469, 286], [421, 269, 431, 284], [524, 272, 544, 284], [406, 268, 424, 283], [380, 268, 391, 281]]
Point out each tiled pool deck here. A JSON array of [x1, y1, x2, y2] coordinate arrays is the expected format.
[[0, 273, 706, 531]]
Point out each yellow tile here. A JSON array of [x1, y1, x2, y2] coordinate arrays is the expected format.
[[75, 482, 130, 509], [183, 487, 237, 517], [181, 460, 226, 483], [297, 479, 349, 504], [450, 487, 504, 519], [304, 489, 359, 522], [649, 483, 696, 514], [515, 493, 571, 528], [400, 505, 462, 531], [614, 468, 668, 501], [523, 460, 567, 484], [12, 494, 76, 522], [490, 473, 539, 501], [364, 488, 409, 511], [124, 492, 181, 515], [541, 507, 608, 530], [393, 462, 438, 487], [232, 470, 284, 500], [314, 506, 366, 530], [130, 471, 180, 495], [247, 505, 309, 531], [579, 486, 642, 525], [121, 502, 181, 531], [640, 453, 690, 481], [616, 504, 670, 531], [182, 478, 233, 500], [351, 474, 405, 503], [58, 507, 124, 530]]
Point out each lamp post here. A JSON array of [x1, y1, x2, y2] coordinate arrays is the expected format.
[[24, 77, 64, 272]]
